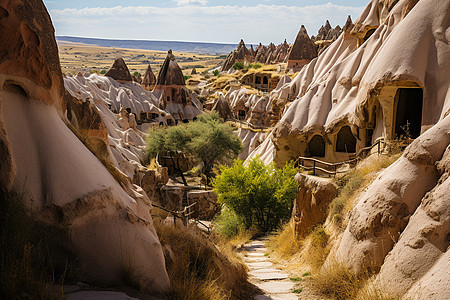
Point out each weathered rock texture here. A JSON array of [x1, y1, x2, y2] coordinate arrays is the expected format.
[[105, 57, 133, 82], [187, 190, 220, 220], [142, 64, 156, 89], [0, 0, 169, 293], [334, 115, 450, 299], [248, 0, 449, 166], [221, 39, 291, 72], [153, 50, 201, 121], [286, 25, 317, 72], [292, 174, 338, 237]]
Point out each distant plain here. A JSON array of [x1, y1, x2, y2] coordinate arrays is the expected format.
[[58, 41, 225, 77]]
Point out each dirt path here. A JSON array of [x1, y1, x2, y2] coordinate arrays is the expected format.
[[242, 238, 299, 300]]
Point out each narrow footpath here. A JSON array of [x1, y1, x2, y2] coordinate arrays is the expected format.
[[242, 238, 299, 300]]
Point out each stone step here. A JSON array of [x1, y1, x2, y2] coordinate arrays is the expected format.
[[257, 281, 295, 294], [247, 261, 273, 269]]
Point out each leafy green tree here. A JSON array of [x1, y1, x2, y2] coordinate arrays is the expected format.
[[146, 126, 189, 185], [213, 157, 299, 233], [146, 112, 242, 186], [212, 70, 220, 76]]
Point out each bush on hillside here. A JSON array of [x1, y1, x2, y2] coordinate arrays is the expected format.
[[232, 62, 245, 70], [213, 157, 298, 233], [154, 221, 253, 300], [248, 63, 262, 69]]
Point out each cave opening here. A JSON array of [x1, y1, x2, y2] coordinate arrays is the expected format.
[[394, 88, 423, 139], [336, 126, 356, 153], [307, 135, 325, 157]]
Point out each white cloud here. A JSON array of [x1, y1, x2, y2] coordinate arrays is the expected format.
[[175, 0, 208, 6], [49, 4, 363, 44]]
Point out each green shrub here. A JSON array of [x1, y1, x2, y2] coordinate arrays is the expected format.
[[184, 75, 192, 81], [248, 63, 261, 69], [100, 70, 106, 74], [213, 208, 245, 239], [232, 62, 245, 70], [213, 157, 299, 233], [213, 70, 220, 76]]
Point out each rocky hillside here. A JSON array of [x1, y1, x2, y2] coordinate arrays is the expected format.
[[0, 0, 169, 294]]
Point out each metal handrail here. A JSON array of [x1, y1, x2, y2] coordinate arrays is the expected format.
[[295, 139, 385, 176]]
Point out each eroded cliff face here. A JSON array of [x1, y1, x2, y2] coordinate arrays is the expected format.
[[0, 0, 169, 293], [333, 115, 450, 299], [247, 0, 450, 166]]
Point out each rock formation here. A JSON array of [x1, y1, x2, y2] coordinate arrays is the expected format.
[[335, 114, 450, 299], [142, 64, 156, 89], [248, 0, 449, 167], [221, 39, 253, 71], [0, 0, 169, 293], [312, 18, 351, 54], [191, 67, 197, 75], [292, 174, 338, 237], [221, 39, 291, 71], [153, 50, 201, 122], [212, 95, 232, 120], [105, 57, 133, 82], [286, 25, 317, 72], [244, 1, 449, 297]]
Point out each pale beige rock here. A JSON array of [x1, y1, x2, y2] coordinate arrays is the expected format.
[[250, 0, 449, 166], [293, 174, 338, 237], [0, 0, 169, 293], [333, 116, 450, 298], [375, 144, 450, 298]]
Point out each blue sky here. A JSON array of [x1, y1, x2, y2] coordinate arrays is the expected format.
[[43, 0, 367, 44]]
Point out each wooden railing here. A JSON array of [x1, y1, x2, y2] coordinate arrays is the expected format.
[[295, 139, 386, 176], [227, 118, 270, 131], [152, 202, 211, 234]]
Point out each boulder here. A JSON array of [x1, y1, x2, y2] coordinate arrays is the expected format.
[[187, 190, 220, 220], [292, 173, 338, 237]]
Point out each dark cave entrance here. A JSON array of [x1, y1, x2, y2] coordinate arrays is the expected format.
[[238, 110, 246, 120], [363, 28, 376, 43], [307, 135, 325, 157], [394, 88, 423, 139], [336, 126, 356, 153]]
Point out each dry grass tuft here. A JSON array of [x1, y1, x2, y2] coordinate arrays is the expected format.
[[355, 282, 401, 300], [154, 221, 254, 300], [267, 222, 301, 258], [0, 189, 68, 300], [300, 225, 330, 270], [329, 154, 401, 228], [310, 260, 366, 300], [311, 260, 401, 300]]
